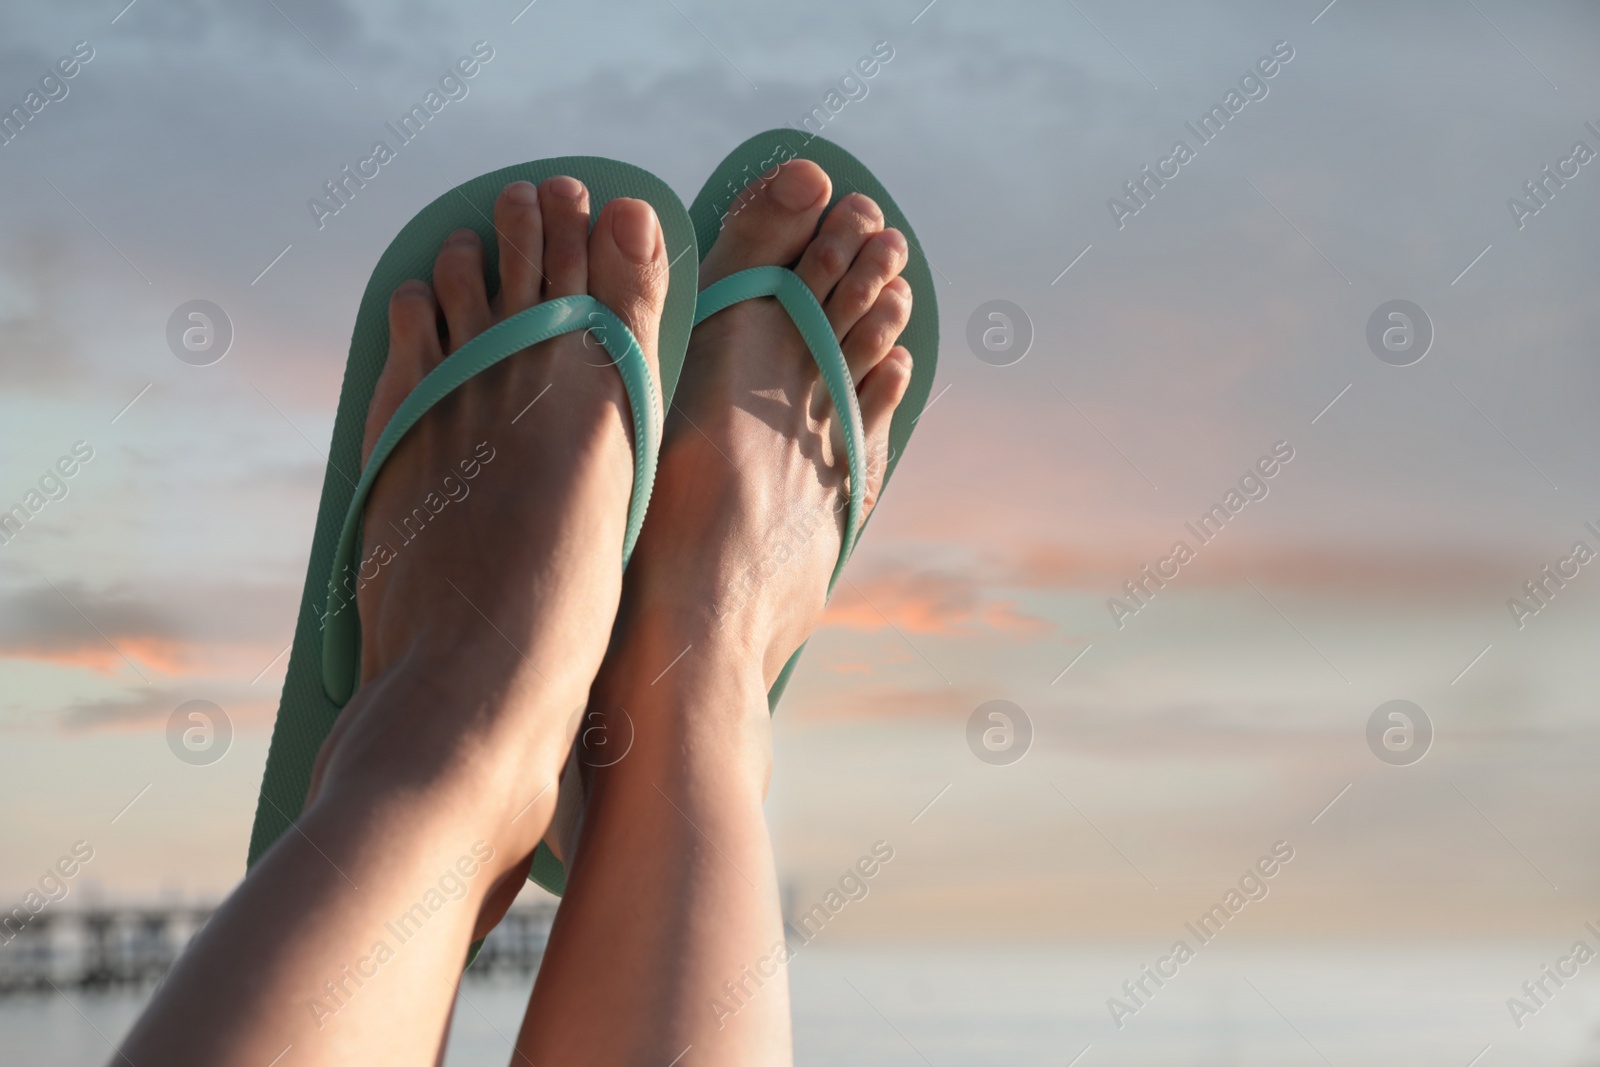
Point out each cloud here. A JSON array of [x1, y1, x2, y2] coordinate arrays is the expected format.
[[0, 581, 187, 674], [824, 566, 1052, 637], [0, 229, 82, 387], [55, 682, 281, 732], [0, 579, 296, 678], [58, 685, 191, 730], [1000, 539, 1532, 598], [1004, 544, 1128, 588], [792, 680, 986, 722]]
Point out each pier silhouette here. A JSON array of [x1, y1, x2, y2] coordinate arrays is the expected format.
[[0, 899, 558, 993]]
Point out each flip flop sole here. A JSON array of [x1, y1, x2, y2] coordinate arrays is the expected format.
[[246, 158, 699, 897]]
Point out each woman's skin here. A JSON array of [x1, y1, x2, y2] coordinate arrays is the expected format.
[[518, 158, 912, 1066], [112, 158, 912, 1067]]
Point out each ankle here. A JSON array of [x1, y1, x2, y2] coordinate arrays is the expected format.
[[592, 623, 775, 781], [317, 650, 576, 832], [300, 777, 534, 894]]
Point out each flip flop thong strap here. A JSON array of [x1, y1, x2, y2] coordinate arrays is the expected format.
[[320, 294, 659, 706], [693, 265, 866, 591]]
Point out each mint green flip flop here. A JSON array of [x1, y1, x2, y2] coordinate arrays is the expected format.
[[689, 129, 940, 708], [517, 131, 940, 898], [246, 158, 699, 903]]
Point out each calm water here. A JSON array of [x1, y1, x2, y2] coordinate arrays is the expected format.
[[3, 943, 1594, 1065]]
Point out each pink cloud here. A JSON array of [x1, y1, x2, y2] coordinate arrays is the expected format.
[[824, 567, 1053, 636]]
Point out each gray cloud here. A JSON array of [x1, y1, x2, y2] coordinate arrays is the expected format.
[[0, 580, 182, 658], [58, 683, 190, 730], [0, 578, 296, 662], [0, 228, 83, 386]]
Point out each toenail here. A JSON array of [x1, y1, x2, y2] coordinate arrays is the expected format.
[[546, 175, 585, 200], [505, 180, 539, 205], [844, 194, 883, 223], [393, 279, 431, 300], [879, 228, 908, 256], [447, 228, 478, 246], [610, 199, 659, 264], [771, 163, 824, 211]]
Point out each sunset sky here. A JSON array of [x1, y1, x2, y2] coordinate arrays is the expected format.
[[1, 0, 1597, 955]]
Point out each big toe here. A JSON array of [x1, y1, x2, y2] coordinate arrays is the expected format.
[[699, 158, 831, 285], [588, 197, 669, 384]]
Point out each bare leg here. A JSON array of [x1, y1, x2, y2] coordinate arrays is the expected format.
[[114, 177, 670, 1067], [516, 159, 916, 1064]]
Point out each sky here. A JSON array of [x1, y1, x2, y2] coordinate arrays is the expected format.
[[1, 0, 1598, 961]]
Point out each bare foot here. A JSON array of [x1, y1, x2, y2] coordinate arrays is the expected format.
[[307, 176, 669, 930], [117, 179, 675, 1067], [627, 156, 914, 689]]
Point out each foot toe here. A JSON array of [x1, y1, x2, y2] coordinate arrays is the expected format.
[[493, 181, 545, 317], [365, 280, 443, 463], [824, 227, 907, 340], [433, 229, 492, 353], [588, 197, 668, 382], [539, 176, 590, 300], [699, 159, 831, 284], [793, 193, 884, 304], [841, 276, 912, 384], [856, 344, 914, 515]]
